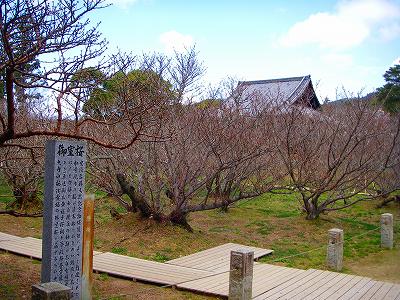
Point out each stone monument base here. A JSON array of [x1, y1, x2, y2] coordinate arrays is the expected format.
[[32, 282, 71, 300]]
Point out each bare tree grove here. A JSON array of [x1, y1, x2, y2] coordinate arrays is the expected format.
[[1, 1, 399, 226]]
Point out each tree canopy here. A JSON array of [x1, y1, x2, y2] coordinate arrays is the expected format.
[[376, 64, 400, 114], [82, 69, 175, 118]]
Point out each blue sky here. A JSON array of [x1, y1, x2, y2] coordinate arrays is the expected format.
[[90, 0, 400, 100]]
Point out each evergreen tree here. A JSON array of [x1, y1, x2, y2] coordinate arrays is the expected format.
[[376, 64, 400, 113]]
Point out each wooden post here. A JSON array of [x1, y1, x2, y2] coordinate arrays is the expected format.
[[228, 249, 254, 300], [81, 194, 95, 300], [381, 213, 393, 249], [32, 282, 71, 300]]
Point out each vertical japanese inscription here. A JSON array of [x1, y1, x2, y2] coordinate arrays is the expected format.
[[41, 140, 87, 300]]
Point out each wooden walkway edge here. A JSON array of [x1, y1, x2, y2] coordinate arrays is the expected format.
[[0, 232, 399, 299]]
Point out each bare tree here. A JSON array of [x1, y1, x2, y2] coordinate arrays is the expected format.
[[0, 0, 174, 150], [169, 46, 205, 103], [272, 99, 400, 219], [375, 148, 400, 208], [0, 136, 44, 216], [89, 100, 284, 231], [0, 0, 183, 219]]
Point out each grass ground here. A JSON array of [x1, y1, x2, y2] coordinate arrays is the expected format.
[[0, 183, 399, 299]]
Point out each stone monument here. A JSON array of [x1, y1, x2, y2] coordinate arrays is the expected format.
[[41, 140, 87, 300]]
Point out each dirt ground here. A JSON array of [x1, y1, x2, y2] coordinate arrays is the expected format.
[[346, 247, 400, 284]]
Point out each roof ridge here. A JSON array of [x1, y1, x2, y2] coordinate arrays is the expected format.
[[240, 75, 309, 85], [287, 76, 311, 103]]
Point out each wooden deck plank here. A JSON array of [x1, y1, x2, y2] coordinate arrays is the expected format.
[[383, 284, 400, 300], [291, 271, 342, 299], [301, 272, 349, 300], [253, 269, 324, 300], [252, 266, 306, 296], [369, 282, 395, 300], [347, 280, 378, 300], [0, 238, 42, 259], [173, 243, 271, 264], [167, 243, 272, 271], [358, 281, 385, 300], [267, 270, 330, 300], [276, 270, 333, 299], [314, 274, 357, 300], [175, 263, 301, 297], [190, 273, 230, 294], [93, 263, 211, 285], [94, 253, 211, 276], [325, 276, 365, 300], [93, 252, 213, 285], [0, 231, 23, 242], [93, 262, 203, 284], [193, 251, 270, 272], [23, 236, 41, 242], [175, 265, 300, 297], [177, 268, 229, 291], [168, 243, 235, 264], [333, 277, 372, 300]]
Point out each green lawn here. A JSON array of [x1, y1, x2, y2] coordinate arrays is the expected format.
[[0, 177, 13, 205], [83, 189, 400, 275]]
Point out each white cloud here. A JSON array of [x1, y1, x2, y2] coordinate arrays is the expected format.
[[280, 0, 400, 50], [393, 57, 400, 65], [159, 31, 194, 54]]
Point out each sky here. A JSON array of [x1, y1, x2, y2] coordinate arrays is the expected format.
[[89, 0, 400, 101]]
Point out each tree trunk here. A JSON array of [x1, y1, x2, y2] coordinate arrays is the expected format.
[[10, 186, 40, 211], [219, 197, 230, 212], [376, 195, 400, 208], [304, 198, 320, 220], [116, 173, 153, 218], [168, 210, 193, 232], [305, 209, 320, 220]]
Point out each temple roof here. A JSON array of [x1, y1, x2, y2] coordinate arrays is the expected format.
[[235, 75, 320, 109]]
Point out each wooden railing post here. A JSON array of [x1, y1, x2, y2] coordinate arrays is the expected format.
[[82, 194, 95, 300]]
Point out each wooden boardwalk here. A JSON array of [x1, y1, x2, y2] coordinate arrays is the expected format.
[[93, 252, 213, 285], [167, 242, 273, 272], [1, 232, 399, 299], [177, 263, 306, 297]]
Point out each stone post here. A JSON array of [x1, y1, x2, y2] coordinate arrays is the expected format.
[[32, 282, 71, 300], [228, 249, 254, 300], [326, 228, 343, 271], [381, 213, 393, 249]]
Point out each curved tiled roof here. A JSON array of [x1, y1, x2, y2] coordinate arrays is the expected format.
[[235, 75, 320, 109]]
